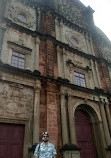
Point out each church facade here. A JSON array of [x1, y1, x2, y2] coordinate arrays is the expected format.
[[0, 0, 111, 158]]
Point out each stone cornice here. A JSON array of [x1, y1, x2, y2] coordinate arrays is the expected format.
[[61, 144, 81, 151], [0, 61, 110, 97], [57, 77, 110, 97], [7, 41, 32, 53], [0, 60, 42, 80]]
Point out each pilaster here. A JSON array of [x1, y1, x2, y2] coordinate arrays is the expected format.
[[0, 27, 6, 56], [95, 61, 101, 88], [33, 80, 41, 144], [90, 59, 98, 88], [104, 103, 111, 137], [60, 91, 69, 145], [68, 94, 77, 145], [89, 35, 95, 56], [85, 34, 91, 54], [34, 37, 40, 71], [63, 48, 67, 79], [99, 101, 111, 146], [57, 46, 63, 78], [60, 21, 63, 42]]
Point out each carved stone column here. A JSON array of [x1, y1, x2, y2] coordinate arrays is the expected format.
[[34, 37, 40, 71], [99, 101, 111, 146], [68, 95, 77, 145], [33, 80, 41, 144], [60, 91, 69, 145]]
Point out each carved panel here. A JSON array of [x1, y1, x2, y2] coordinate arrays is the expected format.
[[7, 2, 36, 30], [63, 26, 87, 53], [66, 52, 90, 69], [0, 82, 34, 119]]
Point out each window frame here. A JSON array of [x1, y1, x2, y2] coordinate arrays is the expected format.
[[11, 50, 26, 69], [74, 71, 86, 87]]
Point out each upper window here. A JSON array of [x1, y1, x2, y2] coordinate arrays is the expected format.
[[17, 14, 27, 23], [70, 38, 78, 47], [74, 72, 86, 87], [11, 51, 25, 69]]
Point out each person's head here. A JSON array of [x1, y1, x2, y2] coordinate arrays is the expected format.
[[42, 131, 49, 143]]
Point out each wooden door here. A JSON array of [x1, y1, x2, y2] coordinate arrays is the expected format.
[[0, 123, 25, 158], [75, 109, 97, 158]]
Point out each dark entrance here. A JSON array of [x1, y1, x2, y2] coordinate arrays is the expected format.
[[75, 109, 97, 158], [0, 123, 25, 158]]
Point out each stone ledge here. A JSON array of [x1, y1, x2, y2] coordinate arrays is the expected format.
[[61, 144, 81, 151]]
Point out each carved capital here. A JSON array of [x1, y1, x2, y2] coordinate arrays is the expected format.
[[68, 93, 73, 100], [84, 98, 88, 103], [99, 97, 108, 105], [34, 85, 41, 93], [99, 99, 105, 106], [60, 91, 65, 97], [37, 8, 41, 14], [63, 48, 67, 55], [35, 37, 40, 44], [57, 46, 62, 53], [60, 21, 63, 27]]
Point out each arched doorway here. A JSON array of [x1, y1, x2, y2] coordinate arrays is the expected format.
[[75, 109, 97, 158]]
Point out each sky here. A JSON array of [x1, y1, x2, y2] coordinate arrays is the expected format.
[[80, 0, 111, 41]]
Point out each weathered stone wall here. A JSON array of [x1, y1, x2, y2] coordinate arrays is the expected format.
[[0, 80, 34, 119]]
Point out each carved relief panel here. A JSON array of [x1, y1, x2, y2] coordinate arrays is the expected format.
[[57, 48, 93, 89], [55, 21, 88, 54], [64, 26, 87, 53], [6, 1, 36, 31], [0, 82, 34, 119]]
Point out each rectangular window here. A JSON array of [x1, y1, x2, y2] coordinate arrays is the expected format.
[[11, 51, 25, 69], [74, 72, 86, 87]]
